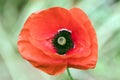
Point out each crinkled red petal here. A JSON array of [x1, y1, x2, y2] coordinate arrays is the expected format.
[[17, 28, 67, 75], [68, 8, 98, 69]]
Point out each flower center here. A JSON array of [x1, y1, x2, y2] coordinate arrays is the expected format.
[[52, 29, 74, 55]]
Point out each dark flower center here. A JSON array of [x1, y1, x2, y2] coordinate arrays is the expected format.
[[52, 29, 74, 55]]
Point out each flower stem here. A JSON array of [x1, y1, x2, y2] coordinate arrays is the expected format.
[[67, 68, 74, 80]]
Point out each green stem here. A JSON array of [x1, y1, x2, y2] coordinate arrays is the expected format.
[[67, 68, 74, 80]]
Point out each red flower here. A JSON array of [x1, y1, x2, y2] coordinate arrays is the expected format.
[[17, 7, 98, 75]]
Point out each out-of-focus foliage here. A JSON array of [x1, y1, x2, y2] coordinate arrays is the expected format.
[[0, 0, 120, 80]]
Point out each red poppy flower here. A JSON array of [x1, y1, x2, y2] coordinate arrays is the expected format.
[[17, 7, 98, 75]]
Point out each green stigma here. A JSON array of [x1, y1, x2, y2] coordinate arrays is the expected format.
[[57, 36, 66, 46]]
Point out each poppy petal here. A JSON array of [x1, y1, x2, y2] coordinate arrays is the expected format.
[[68, 8, 98, 69], [65, 17, 91, 56], [18, 28, 67, 75], [28, 7, 72, 40]]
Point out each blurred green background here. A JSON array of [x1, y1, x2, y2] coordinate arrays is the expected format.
[[0, 0, 120, 80]]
